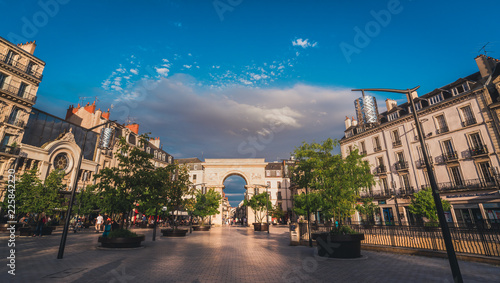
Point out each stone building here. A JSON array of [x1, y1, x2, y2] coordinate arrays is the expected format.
[[0, 37, 45, 198], [339, 55, 500, 227]]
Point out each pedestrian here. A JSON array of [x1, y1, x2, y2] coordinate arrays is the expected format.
[[96, 214, 103, 233], [102, 219, 112, 237], [34, 212, 46, 237]]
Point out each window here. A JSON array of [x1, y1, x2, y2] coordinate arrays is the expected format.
[[460, 105, 476, 126], [27, 61, 35, 75], [266, 170, 271, 177], [381, 178, 389, 194], [146, 147, 150, 154], [428, 94, 443, 105], [0, 72, 7, 88], [478, 161, 493, 182], [277, 181, 281, 189], [449, 166, 463, 186], [266, 181, 271, 188], [409, 102, 422, 113], [374, 136, 381, 151], [469, 133, 483, 149], [442, 140, 457, 161], [392, 129, 401, 147], [0, 134, 13, 149], [53, 153, 69, 171], [168, 156, 172, 163], [435, 114, 448, 133], [255, 187, 259, 195], [276, 170, 281, 177], [396, 152, 405, 163], [193, 174, 197, 183], [452, 83, 470, 96], [388, 111, 400, 121], [5, 50, 15, 65], [377, 157, 385, 170], [348, 145, 353, 154], [360, 141, 366, 154], [401, 174, 411, 190], [8, 107, 21, 124]]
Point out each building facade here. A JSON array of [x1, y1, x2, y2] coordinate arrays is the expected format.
[[340, 55, 500, 227], [0, 37, 45, 193]]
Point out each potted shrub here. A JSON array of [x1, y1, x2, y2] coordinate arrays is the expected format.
[[191, 189, 222, 231], [291, 138, 374, 258], [98, 228, 145, 248], [243, 192, 272, 231]]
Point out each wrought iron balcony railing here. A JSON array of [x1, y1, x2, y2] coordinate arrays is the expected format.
[[443, 151, 458, 162], [436, 126, 449, 134], [392, 140, 402, 148], [374, 146, 382, 152], [0, 53, 43, 80], [395, 161, 409, 171], [4, 117, 26, 128], [359, 150, 367, 155], [374, 165, 386, 175], [0, 81, 37, 103], [461, 117, 477, 127], [470, 145, 488, 157], [437, 177, 497, 192], [0, 145, 20, 156], [416, 158, 433, 168]]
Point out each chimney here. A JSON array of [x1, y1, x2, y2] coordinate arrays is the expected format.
[[345, 116, 352, 129], [84, 101, 96, 114], [149, 137, 161, 148], [65, 104, 80, 120], [126, 123, 139, 134], [475, 54, 495, 78], [17, 41, 36, 54], [102, 108, 110, 120], [410, 91, 418, 100], [385, 99, 397, 112], [351, 117, 358, 126]]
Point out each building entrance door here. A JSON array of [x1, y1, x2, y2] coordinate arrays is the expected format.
[[383, 207, 394, 225]]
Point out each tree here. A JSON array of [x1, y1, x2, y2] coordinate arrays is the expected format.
[[292, 192, 323, 218], [271, 205, 285, 221], [41, 169, 66, 215], [89, 135, 154, 229], [243, 192, 273, 223], [291, 138, 375, 231], [192, 189, 222, 226], [76, 185, 100, 216], [409, 188, 451, 224], [356, 198, 378, 224], [162, 165, 191, 230]]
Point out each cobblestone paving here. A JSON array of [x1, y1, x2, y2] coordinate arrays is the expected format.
[[0, 226, 499, 282]]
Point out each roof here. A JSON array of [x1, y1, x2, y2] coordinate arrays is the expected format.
[[177, 157, 203, 164]]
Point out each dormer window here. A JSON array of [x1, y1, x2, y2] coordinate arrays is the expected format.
[[146, 147, 150, 154], [387, 111, 400, 121], [428, 94, 443, 105], [452, 83, 470, 96]]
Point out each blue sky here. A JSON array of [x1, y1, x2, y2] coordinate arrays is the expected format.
[[2, 0, 500, 206]]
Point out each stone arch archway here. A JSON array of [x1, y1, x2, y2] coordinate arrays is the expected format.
[[202, 158, 268, 226]]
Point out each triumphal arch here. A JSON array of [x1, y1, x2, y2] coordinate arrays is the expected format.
[[203, 158, 268, 226]]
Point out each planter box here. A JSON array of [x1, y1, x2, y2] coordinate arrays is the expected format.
[[161, 229, 188, 237], [315, 232, 364, 258], [98, 234, 145, 248], [253, 223, 269, 232], [193, 225, 210, 231]]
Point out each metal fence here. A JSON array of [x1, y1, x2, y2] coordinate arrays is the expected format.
[[297, 223, 500, 257]]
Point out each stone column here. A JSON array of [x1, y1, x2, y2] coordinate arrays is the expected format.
[[449, 204, 458, 228], [478, 203, 490, 227]]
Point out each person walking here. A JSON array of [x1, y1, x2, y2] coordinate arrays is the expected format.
[[95, 214, 104, 233], [34, 212, 46, 237]]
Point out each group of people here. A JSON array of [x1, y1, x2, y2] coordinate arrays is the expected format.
[[18, 213, 49, 237], [95, 214, 119, 236]]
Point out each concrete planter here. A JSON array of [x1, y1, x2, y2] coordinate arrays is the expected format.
[[193, 225, 210, 231], [161, 229, 188, 237], [314, 232, 365, 258], [253, 223, 269, 231], [98, 234, 145, 248]]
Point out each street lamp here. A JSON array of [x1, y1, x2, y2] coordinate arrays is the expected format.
[[57, 120, 116, 259], [352, 87, 462, 282]]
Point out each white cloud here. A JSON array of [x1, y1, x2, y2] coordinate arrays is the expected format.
[[292, 38, 318, 49], [130, 68, 139, 75], [183, 65, 192, 69]]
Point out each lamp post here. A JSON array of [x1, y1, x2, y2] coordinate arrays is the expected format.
[[57, 120, 115, 259], [352, 87, 462, 282], [266, 185, 270, 234]]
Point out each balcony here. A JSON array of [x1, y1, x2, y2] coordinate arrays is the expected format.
[[470, 145, 488, 157], [374, 165, 386, 175], [374, 146, 382, 152], [416, 158, 433, 168], [0, 145, 20, 156], [436, 126, 449, 134], [438, 177, 497, 192], [395, 161, 409, 171], [443, 151, 458, 162], [461, 117, 477, 127], [0, 82, 37, 104], [361, 189, 392, 199], [0, 52, 43, 80], [3, 117, 26, 128], [359, 150, 367, 155], [400, 186, 415, 196], [392, 140, 402, 148]]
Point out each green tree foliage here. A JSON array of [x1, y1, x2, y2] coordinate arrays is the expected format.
[[89, 135, 155, 228], [355, 198, 379, 224], [271, 205, 285, 220], [192, 189, 222, 226], [243, 192, 273, 223], [76, 185, 100, 216], [292, 191, 323, 217], [409, 188, 451, 223], [291, 138, 375, 226], [3, 168, 65, 218]]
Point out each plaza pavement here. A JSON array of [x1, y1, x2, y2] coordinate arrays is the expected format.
[[0, 225, 499, 283]]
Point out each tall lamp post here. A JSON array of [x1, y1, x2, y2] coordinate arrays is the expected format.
[[266, 184, 270, 234], [57, 120, 116, 259], [352, 87, 462, 282]]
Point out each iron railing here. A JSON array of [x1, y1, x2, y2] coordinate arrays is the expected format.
[[3, 117, 26, 128], [436, 126, 449, 134], [374, 146, 382, 152], [437, 177, 497, 192], [443, 151, 458, 162], [0, 145, 20, 155], [0, 81, 37, 103], [416, 158, 433, 168], [296, 223, 500, 257], [0, 52, 43, 79], [461, 117, 477, 127], [359, 150, 367, 155], [392, 140, 402, 147], [470, 145, 488, 157], [374, 165, 386, 175], [395, 161, 408, 171]]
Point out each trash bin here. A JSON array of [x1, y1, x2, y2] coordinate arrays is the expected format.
[[289, 222, 299, 246]]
